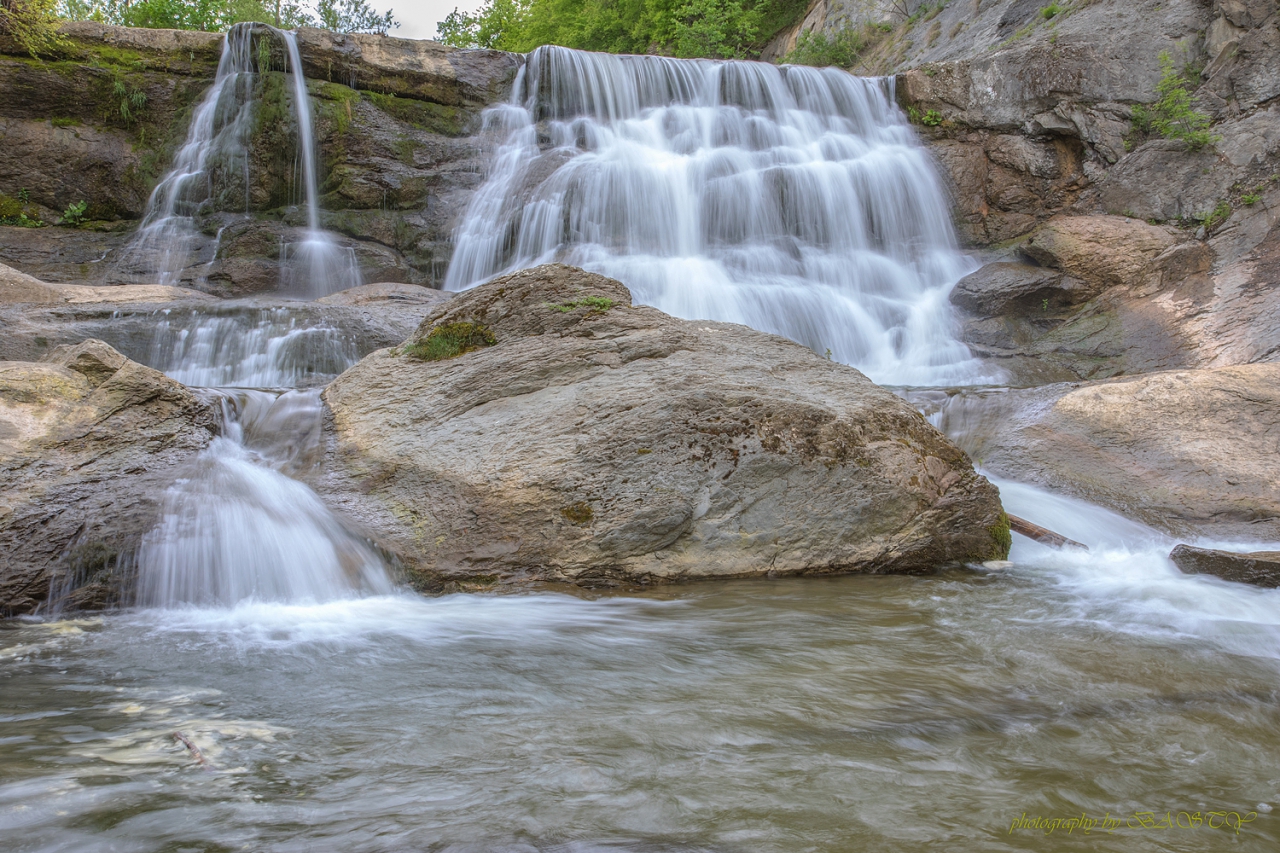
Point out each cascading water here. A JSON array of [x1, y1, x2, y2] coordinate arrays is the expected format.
[[446, 46, 991, 387], [136, 390, 394, 608], [116, 24, 359, 297], [113, 25, 258, 286], [147, 309, 360, 388], [132, 309, 384, 609]]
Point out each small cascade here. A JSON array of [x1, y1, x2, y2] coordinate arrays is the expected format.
[[276, 30, 362, 298], [116, 24, 359, 297], [446, 46, 991, 387], [136, 390, 394, 608], [114, 25, 258, 286], [147, 310, 360, 388]]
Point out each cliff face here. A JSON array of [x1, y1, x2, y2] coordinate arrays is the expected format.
[[0, 23, 520, 292]]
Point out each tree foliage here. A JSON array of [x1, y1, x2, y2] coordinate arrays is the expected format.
[[1, 0, 68, 56], [57, 0, 394, 33], [435, 0, 808, 60], [1131, 51, 1217, 151]]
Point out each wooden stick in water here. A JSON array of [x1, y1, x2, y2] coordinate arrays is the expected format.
[[172, 731, 214, 771], [1007, 514, 1089, 551]]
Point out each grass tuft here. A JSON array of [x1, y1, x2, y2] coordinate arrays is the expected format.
[[402, 322, 497, 362]]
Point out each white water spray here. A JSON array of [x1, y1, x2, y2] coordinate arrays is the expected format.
[[447, 46, 989, 386]]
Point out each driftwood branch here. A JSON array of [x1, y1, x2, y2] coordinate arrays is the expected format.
[[1007, 514, 1089, 551], [172, 731, 215, 771]]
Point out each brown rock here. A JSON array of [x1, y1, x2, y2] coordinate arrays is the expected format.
[[1021, 215, 1179, 293], [1170, 544, 1280, 588], [936, 364, 1280, 539], [0, 341, 218, 615], [318, 264, 1009, 588]]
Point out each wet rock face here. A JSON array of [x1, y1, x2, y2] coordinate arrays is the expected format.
[[0, 340, 219, 615], [1170, 545, 1280, 588], [319, 265, 1008, 588], [933, 364, 1280, 540]]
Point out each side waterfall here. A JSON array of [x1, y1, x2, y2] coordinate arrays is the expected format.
[[116, 24, 359, 297], [447, 46, 990, 387]]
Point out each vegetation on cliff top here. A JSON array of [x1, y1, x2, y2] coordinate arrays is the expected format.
[[435, 0, 810, 60], [53, 0, 396, 36]]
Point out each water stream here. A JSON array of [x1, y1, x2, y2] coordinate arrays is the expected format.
[[4, 42, 1279, 852]]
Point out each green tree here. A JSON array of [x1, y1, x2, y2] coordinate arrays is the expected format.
[[315, 0, 396, 34], [1, 0, 68, 56], [1131, 51, 1217, 151]]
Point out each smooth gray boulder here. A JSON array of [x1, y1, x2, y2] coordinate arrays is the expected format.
[[318, 264, 1009, 588], [932, 364, 1280, 539]]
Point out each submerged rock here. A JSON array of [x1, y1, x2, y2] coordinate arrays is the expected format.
[[1170, 545, 1280, 588], [0, 341, 219, 615], [319, 264, 1008, 588]]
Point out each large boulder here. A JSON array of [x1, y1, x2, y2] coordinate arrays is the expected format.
[[319, 265, 1009, 588], [933, 364, 1280, 539], [0, 341, 219, 614], [1019, 215, 1180, 293]]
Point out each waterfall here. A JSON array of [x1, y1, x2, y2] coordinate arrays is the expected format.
[[114, 25, 257, 286], [276, 30, 362, 298], [136, 390, 394, 608], [446, 46, 990, 387], [116, 24, 359, 298], [147, 310, 360, 388]]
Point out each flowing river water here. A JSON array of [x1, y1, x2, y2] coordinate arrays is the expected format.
[[4, 36, 1280, 852]]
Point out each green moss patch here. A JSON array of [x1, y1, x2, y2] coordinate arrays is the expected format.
[[403, 322, 497, 361], [364, 90, 466, 136], [987, 512, 1013, 560], [547, 296, 617, 313], [560, 502, 594, 525]]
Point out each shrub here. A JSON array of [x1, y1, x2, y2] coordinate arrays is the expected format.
[[1131, 51, 1218, 151], [0, 0, 66, 58], [1041, 3, 1062, 19], [403, 322, 497, 361], [783, 27, 863, 67], [1193, 199, 1231, 230]]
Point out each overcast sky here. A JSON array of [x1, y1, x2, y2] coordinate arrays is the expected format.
[[391, 0, 487, 41]]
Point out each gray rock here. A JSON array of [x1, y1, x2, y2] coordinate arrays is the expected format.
[[1170, 544, 1280, 588], [950, 262, 1085, 316], [0, 341, 219, 615], [318, 264, 1009, 588], [933, 364, 1280, 539]]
